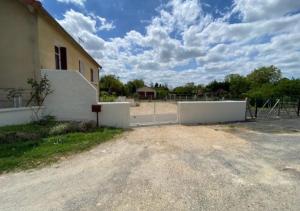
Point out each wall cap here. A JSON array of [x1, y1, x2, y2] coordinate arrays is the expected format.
[[0, 106, 44, 113]]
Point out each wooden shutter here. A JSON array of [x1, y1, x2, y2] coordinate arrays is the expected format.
[[60, 47, 67, 70], [55, 46, 60, 69]]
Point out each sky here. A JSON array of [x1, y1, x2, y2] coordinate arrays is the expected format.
[[41, 0, 300, 86]]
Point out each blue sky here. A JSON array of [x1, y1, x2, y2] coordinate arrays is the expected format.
[[41, 0, 300, 86]]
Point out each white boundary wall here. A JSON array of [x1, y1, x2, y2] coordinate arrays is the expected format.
[[42, 70, 130, 128], [98, 102, 130, 128], [178, 101, 246, 124], [0, 107, 44, 126]]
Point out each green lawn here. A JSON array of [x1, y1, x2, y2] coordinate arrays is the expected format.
[[0, 122, 122, 174]]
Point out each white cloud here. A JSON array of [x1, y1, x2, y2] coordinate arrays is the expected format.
[[57, 0, 86, 7], [233, 0, 300, 22], [97, 17, 115, 31], [58, 9, 98, 34], [56, 0, 300, 86]]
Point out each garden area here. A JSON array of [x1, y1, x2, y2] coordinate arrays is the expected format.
[[0, 117, 122, 174]]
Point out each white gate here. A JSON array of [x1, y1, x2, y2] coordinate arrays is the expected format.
[[130, 101, 178, 126]]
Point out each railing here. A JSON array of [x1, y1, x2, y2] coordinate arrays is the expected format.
[[0, 88, 32, 109]]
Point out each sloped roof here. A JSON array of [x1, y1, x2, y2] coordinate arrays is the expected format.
[[137, 87, 156, 93]]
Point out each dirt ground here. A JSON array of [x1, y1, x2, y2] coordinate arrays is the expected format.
[[0, 119, 300, 211], [130, 102, 177, 115]]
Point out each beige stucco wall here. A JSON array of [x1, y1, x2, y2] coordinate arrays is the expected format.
[[37, 14, 99, 88], [0, 0, 99, 107], [0, 0, 40, 90], [0, 0, 39, 107]]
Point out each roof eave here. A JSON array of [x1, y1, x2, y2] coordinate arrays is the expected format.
[[21, 0, 102, 69]]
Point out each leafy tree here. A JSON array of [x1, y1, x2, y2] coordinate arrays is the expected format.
[[247, 65, 282, 87], [100, 75, 124, 95], [205, 80, 230, 97], [225, 74, 250, 99], [245, 83, 276, 100], [154, 83, 169, 99], [173, 83, 197, 95], [125, 79, 145, 95], [275, 78, 300, 97]]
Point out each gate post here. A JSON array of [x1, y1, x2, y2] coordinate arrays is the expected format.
[[153, 101, 156, 122]]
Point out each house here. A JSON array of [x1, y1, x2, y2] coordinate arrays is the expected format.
[[0, 0, 101, 108], [136, 87, 157, 100]]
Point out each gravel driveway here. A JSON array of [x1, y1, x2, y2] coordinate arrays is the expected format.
[[0, 119, 299, 211]]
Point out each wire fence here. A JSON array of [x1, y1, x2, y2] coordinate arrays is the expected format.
[[246, 97, 300, 120]]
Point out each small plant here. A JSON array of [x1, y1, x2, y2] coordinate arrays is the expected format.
[[49, 121, 97, 135], [78, 121, 97, 132], [27, 75, 53, 107], [49, 122, 78, 136], [26, 75, 53, 121]]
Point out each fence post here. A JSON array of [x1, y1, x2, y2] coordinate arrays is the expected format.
[[297, 99, 300, 117], [277, 98, 281, 117], [153, 101, 156, 122], [245, 98, 248, 120], [255, 99, 258, 118]]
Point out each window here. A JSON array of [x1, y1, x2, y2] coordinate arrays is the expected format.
[[90, 69, 94, 82], [54, 46, 67, 70], [79, 60, 85, 74]]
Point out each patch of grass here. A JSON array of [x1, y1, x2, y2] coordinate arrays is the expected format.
[[0, 123, 122, 174]]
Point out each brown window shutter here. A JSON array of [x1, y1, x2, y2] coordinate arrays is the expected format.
[[55, 46, 60, 69], [60, 47, 67, 70]]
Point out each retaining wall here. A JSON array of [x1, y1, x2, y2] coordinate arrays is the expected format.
[[0, 107, 43, 126], [98, 102, 130, 128], [177, 101, 246, 124], [42, 70, 130, 128]]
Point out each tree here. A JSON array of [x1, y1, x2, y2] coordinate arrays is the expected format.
[[205, 80, 230, 97], [173, 83, 197, 95], [275, 78, 300, 98], [225, 74, 250, 99], [100, 75, 124, 95], [247, 65, 282, 87], [246, 83, 276, 100], [125, 79, 145, 96]]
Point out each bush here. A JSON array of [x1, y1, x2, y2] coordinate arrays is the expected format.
[[0, 133, 6, 144], [0, 132, 41, 144], [49, 122, 78, 136], [0, 121, 98, 144], [49, 121, 97, 135], [78, 121, 97, 132], [36, 115, 56, 125]]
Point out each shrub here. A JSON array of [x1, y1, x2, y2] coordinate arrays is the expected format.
[[0, 133, 6, 144], [48, 121, 97, 135], [78, 121, 97, 132], [36, 115, 56, 126], [49, 122, 78, 136], [0, 132, 41, 144]]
